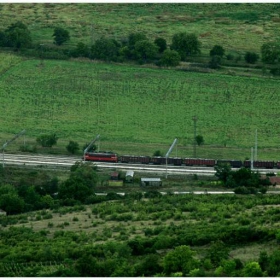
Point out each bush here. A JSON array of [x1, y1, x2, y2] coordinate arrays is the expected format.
[[36, 133, 58, 147], [66, 141, 79, 154], [244, 52, 259, 64], [210, 45, 225, 57]]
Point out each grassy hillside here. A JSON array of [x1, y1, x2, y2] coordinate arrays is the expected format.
[[0, 3, 280, 55], [0, 54, 280, 159]]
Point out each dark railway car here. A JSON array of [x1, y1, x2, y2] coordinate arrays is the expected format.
[[277, 162, 280, 169], [244, 160, 275, 169], [119, 155, 150, 164], [151, 156, 166, 165], [185, 158, 216, 167], [216, 159, 242, 168], [84, 152, 118, 163], [168, 157, 183, 166], [150, 157, 182, 165]]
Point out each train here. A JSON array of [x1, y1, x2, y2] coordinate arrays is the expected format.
[[84, 152, 280, 169]]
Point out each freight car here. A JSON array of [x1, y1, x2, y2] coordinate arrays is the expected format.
[[84, 152, 280, 169]]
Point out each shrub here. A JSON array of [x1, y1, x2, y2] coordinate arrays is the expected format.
[[66, 140, 79, 154], [244, 51, 259, 64], [36, 133, 58, 147]]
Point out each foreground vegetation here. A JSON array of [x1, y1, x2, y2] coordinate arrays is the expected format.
[[1, 193, 280, 276], [0, 160, 278, 277]]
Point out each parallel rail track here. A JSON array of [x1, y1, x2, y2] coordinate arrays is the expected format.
[[1, 153, 277, 176]]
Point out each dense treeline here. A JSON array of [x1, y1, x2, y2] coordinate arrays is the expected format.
[[1, 21, 280, 74], [0, 160, 273, 215]]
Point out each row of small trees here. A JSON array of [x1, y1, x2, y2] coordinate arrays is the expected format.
[[1, 21, 280, 72], [36, 133, 80, 154]]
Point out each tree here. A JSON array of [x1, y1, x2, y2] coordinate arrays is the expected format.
[[36, 133, 58, 147], [210, 45, 225, 57], [261, 42, 280, 64], [163, 245, 199, 276], [0, 31, 6, 47], [128, 32, 147, 49], [160, 49, 181, 67], [244, 51, 259, 64], [66, 141, 79, 154], [91, 37, 120, 61], [0, 185, 22, 215], [71, 42, 89, 58], [153, 150, 163, 157], [134, 40, 158, 63], [206, 240, 230, 267], [214, 163, 232, 185], [4, 21, 32, 50], [266, 250, 280, 276], [170, 32, 201, 60], [135, 254, 162, 276], [154, 37, 167, 53], [241, 261, 263, 277], [58, 161, 98, 203], [0, 192, 25, 214], [53, 27, 70, 46], [195, 135, 204, 146]]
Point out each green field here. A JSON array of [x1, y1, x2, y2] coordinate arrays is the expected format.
[[0, 53, 280, 160]]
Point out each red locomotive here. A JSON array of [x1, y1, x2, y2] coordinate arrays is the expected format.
[[84, 152, 118, 163]]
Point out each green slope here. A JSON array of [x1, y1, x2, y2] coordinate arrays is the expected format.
[[0, 56, 279, 159]]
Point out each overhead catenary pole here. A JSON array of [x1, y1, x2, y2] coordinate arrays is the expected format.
[[165, 138, 178, 179], [84, 134, 100, 161], [2, 129, 26, 168]]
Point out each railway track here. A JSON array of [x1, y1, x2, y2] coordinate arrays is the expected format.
[[1, 153, 276, 176]]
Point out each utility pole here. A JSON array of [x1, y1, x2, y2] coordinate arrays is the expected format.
[[2, 130, 26, 168], [192, 116, 198, 158]]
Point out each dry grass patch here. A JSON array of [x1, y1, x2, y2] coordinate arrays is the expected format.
[[230, 241, 277, 262]]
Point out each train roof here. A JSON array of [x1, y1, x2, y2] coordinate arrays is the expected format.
[[86, 152, 117, 156]]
